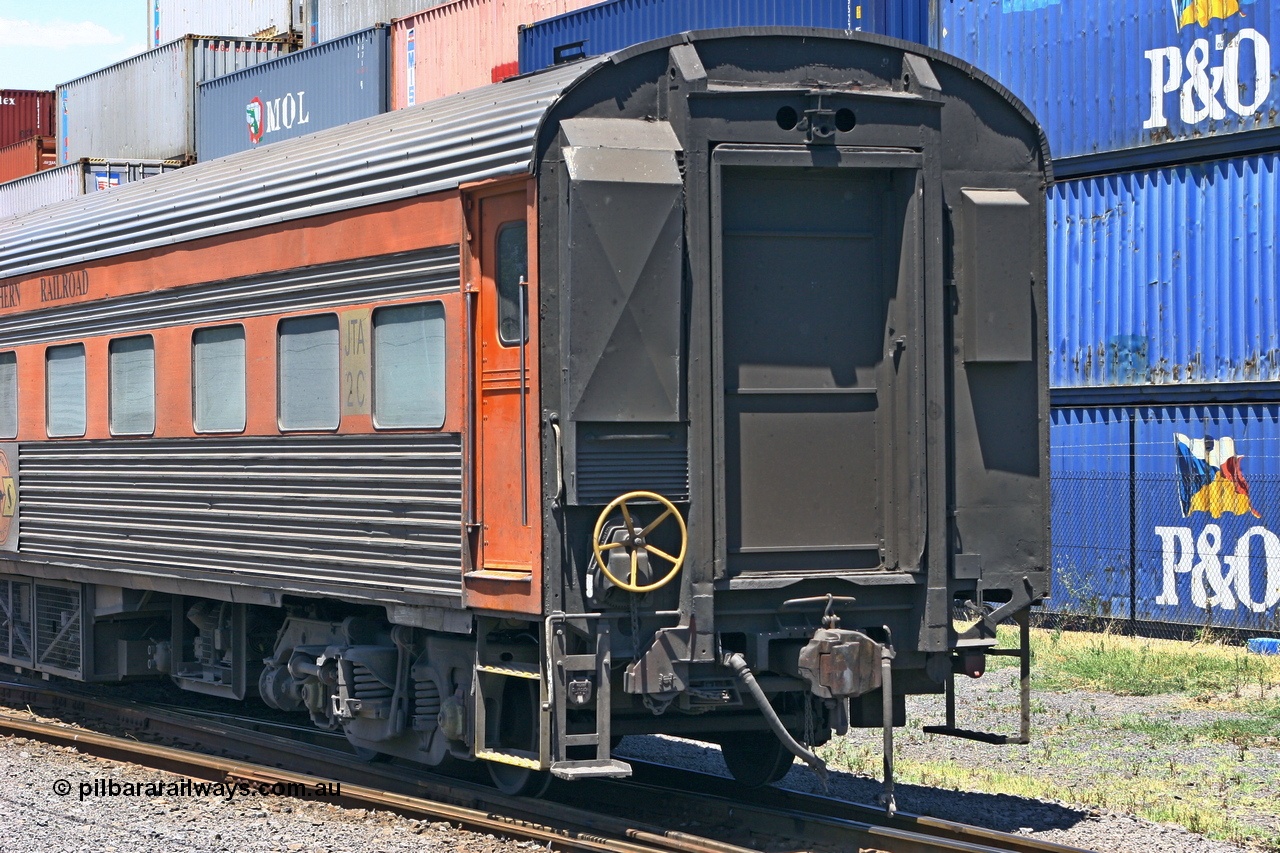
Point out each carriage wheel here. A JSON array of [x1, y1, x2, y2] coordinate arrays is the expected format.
[[721, 731, 794, 788]]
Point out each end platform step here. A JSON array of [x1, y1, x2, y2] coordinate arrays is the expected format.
[[550, 759, 632, 780]]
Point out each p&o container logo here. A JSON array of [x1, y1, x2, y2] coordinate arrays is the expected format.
[[1144, 0, 1271, 131], [1154, 433, 1280, 615], [1173, 433, 1260, 519]]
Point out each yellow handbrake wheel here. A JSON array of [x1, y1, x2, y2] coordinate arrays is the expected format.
[[592, 491, 687, 593]]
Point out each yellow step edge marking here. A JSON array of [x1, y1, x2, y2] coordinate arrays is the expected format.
[[475, 664, 541, 679], [476, 750, 542, 770]]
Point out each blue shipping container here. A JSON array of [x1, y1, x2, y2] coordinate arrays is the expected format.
[[1050, 151, 1280, 389], [1052, 402, 1280, 633], [197, 26, 389, 161], [940, 0, 1278, 161], [518, 0, 931, 75]]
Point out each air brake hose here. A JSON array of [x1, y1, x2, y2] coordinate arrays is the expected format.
[[721, 652, 828, 782]]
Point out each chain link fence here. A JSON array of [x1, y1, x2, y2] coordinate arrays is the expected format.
[[1047, 469, 1280, 640]]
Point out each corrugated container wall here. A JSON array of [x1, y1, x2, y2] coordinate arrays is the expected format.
[[0, 137, 56, 184], [57, 36, 290, 164], [518, 0, 930, 74], [198, 26, 389, 160], [1049, 152, 1280, 389], [391, 0, 600, 107], [152, 0, 298, 44], [1051, 403, 1280, 632], [307, 0, 451, 44], [940, 0, 1277, 162], [0, 159, 183, 220], [0, 90, 55, 149]]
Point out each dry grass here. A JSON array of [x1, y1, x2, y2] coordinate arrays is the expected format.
[[820, 627, 1280, 851], [989, 625, 1280, 700]]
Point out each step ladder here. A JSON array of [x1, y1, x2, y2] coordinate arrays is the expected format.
[[548, 616, 630, 780]]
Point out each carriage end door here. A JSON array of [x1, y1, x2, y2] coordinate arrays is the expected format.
[[468, 189, 539, 600], [713, 147, 925, 579]]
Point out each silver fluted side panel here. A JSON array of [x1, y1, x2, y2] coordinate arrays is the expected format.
[[0, 246, 458, 348], [0, 59, 597, 280], [18, 435, 464, 598]]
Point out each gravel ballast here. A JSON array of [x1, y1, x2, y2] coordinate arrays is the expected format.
[[0, 735, 532, 853], [3, 666, 1274, 853], [616, 669, 1277, 853]]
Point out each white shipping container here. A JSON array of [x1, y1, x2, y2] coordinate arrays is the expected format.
[[0, 159, 184, 220], [57, 36, 289, 164], [308, 0, 449, 44], [152, 0, 299, 45]]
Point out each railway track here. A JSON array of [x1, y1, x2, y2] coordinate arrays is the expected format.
[[0, 680, 1095, 853]]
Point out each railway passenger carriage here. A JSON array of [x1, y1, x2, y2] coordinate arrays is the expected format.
[[0, 30, 1050, 798]]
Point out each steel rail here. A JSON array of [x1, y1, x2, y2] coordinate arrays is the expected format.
[[0, 684, 759, 853], [0, 709, 721, 853], [0, 680, 1095, 853], [615, 760, 1097, 853]]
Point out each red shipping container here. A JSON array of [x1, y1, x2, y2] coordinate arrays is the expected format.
[[391, 0, 599, 108], [0, 90, 55, 149], [0, 136, 56, 184]]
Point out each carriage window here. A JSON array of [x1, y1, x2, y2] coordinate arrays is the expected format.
[[109, 336, 155, 435], [0, 352, 15, 439], [496, 221, 527, 346], [46, 344, 86, 437], [193, 325, 246, 433], [279, 314, 339, 431], [373, 303, 446, 429]]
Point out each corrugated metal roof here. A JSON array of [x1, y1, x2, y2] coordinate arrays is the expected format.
[[1, 58, 597, 281]]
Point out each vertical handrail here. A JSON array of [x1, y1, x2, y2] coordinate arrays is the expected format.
[[518, 275, 528, 527], [465, 289, 477, 529]]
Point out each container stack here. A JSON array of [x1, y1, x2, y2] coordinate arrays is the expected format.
[[0, 136, 56, 184], [517, 0, 932, 74], [197, 26, 391, 160], [307, 0, 452, 45], [0, 159, 185, 219], [1, 34, 292, 216], [57, 35, 291, 164], [0, 89, 55, 148], [390, 0, 933, 109], [151, 0, 457, 48], [151, 0, 299, 45], [390, 0, 603, 107], [941, 0, 1280, 633], [0, 90, 56, 183]]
